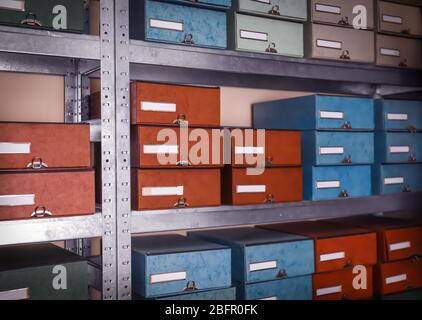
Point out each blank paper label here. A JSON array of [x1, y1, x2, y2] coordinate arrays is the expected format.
[[150, 271, 187, 284], [235, 146, 264, 155], [0, 142, 30, 154], [316, 181, 340, 189], [143, 145, 179, 154], [236, 185, 266, 194], [320, 251, 345, 262], [142, 186, 184, 197], [249, 260, 277, 272], [320, 111, 344, 119], [384, 177, 404, 185], [315, 4, 341, 14], [380, 48, 400, 57], [316, 39, 342, 49], [389, 146, 410, 153], [386, 274, 407, 285], [320, 147, 344, 155], [260, 296, 277, 300], [389, 241, 411, 252], [387, 113, 408, 121], [382, 15, 402, 24], [141, 101, 176, 113], [150, 19, 183, 31], [316, 285, 342, 296], [0, 194, 35, 206], [0, 0, 25, 11], [240, 30, 268, 41], [0, 288, 29, 300]]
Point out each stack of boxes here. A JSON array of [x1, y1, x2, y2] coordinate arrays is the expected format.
[[333, 215, 422, 299], [221, 129, 303, 206], [0, 122, 95, 220], [129, 82, 223, 211], [306, 0, 375, 63], [130, 0, 230, 49], [190, 227, 314, 300], [228, 0, 306, 57], [253, 95, 375, 201], [260, 221, 377, 300], [132, 234, 233, 300], [373, 99, 422, 195], [375, 1, 422, 69]]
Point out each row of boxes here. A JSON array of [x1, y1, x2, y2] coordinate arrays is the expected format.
[[253, 95, 422, 200], [0, 123, 95, 221], [0, 215, 420, 300], [128, 0, 422, 68]]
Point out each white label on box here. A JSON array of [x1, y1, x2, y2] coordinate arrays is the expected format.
[[0, 142, 30, 154], [320, 251, 345, 262], [320, 111, 344, 119], [150, 19, 183, 32], [316, 39, 342, 49], [315, 4, 341, 14], [382, 15, 403, 24], [260, 296, 277, 300], [389, 146, 410, 153], [380, 48, 401, 57], [143, 145, 179, 154], [235, 146, 264, 155], [316, 181, 341, 189], [236, 185, 266, 194], [142, 186, 184, 197], [387, 113, 408, 121], [240, 30, 268, 41], [316, 285, 342, 296], [150, 271, 187, 284], [249, 260, 277, 272], [386, 274, 407, 285], [0, 288, 29, 300], [0, 0, 25, 11], [0, 194, 35, 207], [320, 147, 344, 155], [384, 177, 404, 185], [389, 241, 411, 252], [141, 101, 176, 113]]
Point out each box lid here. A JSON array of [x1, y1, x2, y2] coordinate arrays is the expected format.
[[0, 243, 85, 272], [190, 227, 309, 246], [259, 221, 373, 239], [132, 234, 228, 255]]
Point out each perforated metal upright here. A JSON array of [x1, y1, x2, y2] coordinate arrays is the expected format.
[[100, 0, 131, 300]]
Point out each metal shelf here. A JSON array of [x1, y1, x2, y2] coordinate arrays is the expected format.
[[131, 192, 422, 234], [0, 25, 100, 60], [129, 40, 422, 96], [0, 213, 102, 246]]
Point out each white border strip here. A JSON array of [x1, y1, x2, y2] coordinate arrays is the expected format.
[[0, 142, 30, 154], [389, 241, 411, 252], [249, 260, 277, 272], [0, 288, 29, 300], [141, 101, 176, 113], [384, 177, 404, 185], [320, 111, 344, 119], [382, 15, 402, 24], [236, 185, 266, 194], [320, 147, 344, 155], [150, 19, 183, 32], [143, 145, 179, 154], [320, 251, 345, 262], [142, 186, 184, 197], [150, 271, 187, 284], [315, 4, 341, 14], [317, 39, 342, 49], [387, 113, 408, 121], [316, 285, 342, 296], [235, 146, 264, 155], [389, 146, 410, 154], [381, 48, 400, 57], [316, 181, 340, 189], [240, 30, 268, 41], [0, 0, 25, 11], [0, 194, 35, 206], [386, 274, 407, 285]]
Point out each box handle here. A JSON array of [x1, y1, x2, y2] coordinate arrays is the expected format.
[[341, 121, 352, 129], [340, 50, 351, 60], [31, 206, 53, 218], [174, 197, 189, 208], [21, 12, 42, 27], [268, 5, 280, 16], [173, 114, 188, 126], [264, 194, 275, 204], [407, 125, 417, 133], [265, 42, 278, 54], [26, 157, 48, 169], [338, 16, 350, 26], [183, 281, 198, 292], [402, 185, 412, 193], [176, 160, 192, 167], [344, 259, 353, 269], [408, 154, 417, 162], [276, 269, 288, 279], [341, 155, 352, 164], [181, 34, 195, 45], [339, 190, 349, 198]]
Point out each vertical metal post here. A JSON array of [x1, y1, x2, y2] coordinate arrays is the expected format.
[[100, 0, 118, 300], [64, 59, 80, 123], [114, 0, 132, 300]]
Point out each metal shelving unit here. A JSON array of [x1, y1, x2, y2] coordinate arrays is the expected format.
[[0, 0, 422, 300]]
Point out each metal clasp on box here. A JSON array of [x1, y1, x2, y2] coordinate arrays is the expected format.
[[182, 34, 194, 45], [268, 5, 280, 16], [342, 155, 352, 164], [26, 157, 48, 169], [340, 50, 351, 60], [338, 16, 350, 26], [409, 154, 417, 162], [173, 114, 188, 126], [339, 190, 349, 198], [265, 194, 275, 204], [276, 269, 288, 279], [174, 197, 189, 208], [31, 206, 53, 218], [176, 160, 191, 167], [21, 13, 42, 27], [341, 121, 352, 130], [265, 42, 278, 54], [403, 185, 412, 193], [183, 281, 198, 292]]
